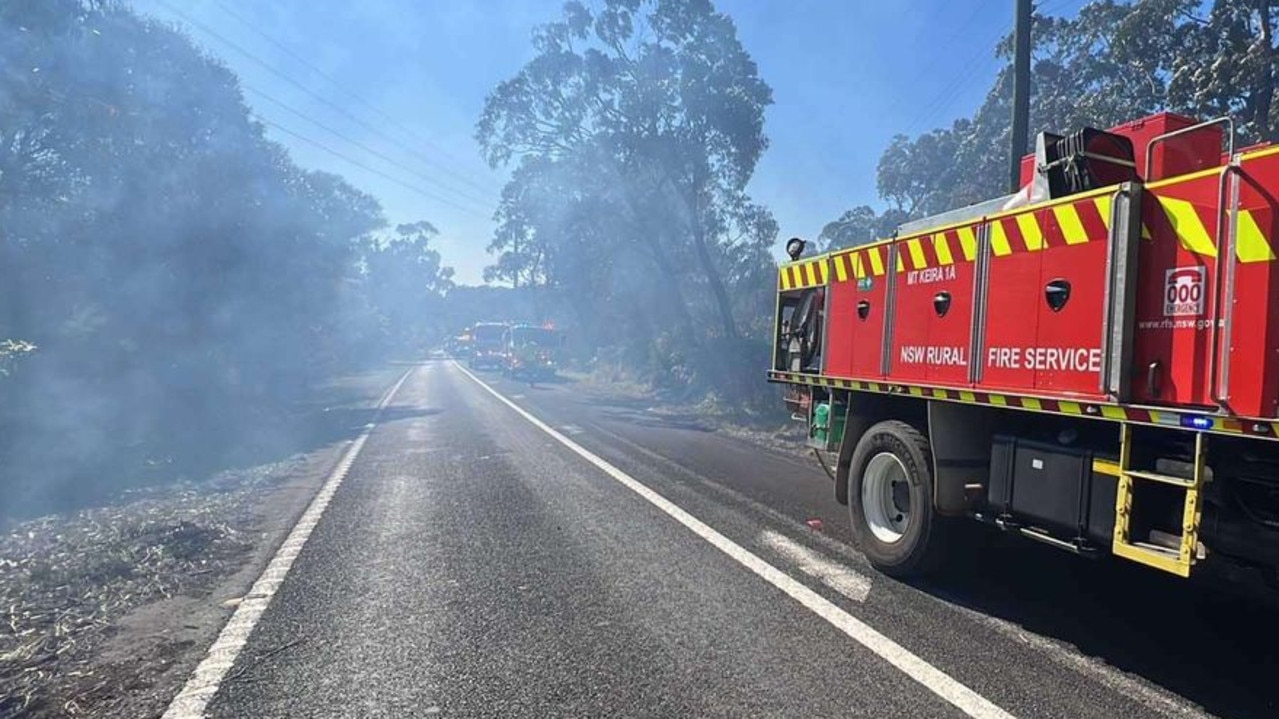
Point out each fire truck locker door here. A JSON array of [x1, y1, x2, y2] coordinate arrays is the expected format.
[[825, 253, 856, 377], [889, 236, 933, 386], [1131, 176, 1222, 409], [825, 246, 890, 379], [1033, 186, 1140, 401], [1030, 201, 1108, 400], [856, 245, 890, 378], [1215, 153, 1279, 418], [977, 216, 1043, 395]]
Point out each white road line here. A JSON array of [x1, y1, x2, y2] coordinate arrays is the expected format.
[[162, 367, 416, 719], [585, 420, 868, 565], [759, 528, 872, 602], [587, 391, 1205, 719], [454, 362, 1016, 719]]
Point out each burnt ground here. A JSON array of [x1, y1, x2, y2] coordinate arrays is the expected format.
[[0, 366, 404, 719], [562, 369, 808, 456]]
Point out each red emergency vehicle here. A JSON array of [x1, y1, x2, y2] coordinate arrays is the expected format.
[[771, 113, 1279, 585]]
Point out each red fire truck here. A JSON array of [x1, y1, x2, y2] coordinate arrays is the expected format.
[[771, 113, 1279, 586], [469, 322, 509, 370]]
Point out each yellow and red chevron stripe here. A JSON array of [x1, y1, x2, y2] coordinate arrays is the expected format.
[[830, 243, 890, 282], [791, 156, 1279, 291], [901, 225, 981, 269], [987, 196, 1113, 257], [778, 257, 829, 290], [825, 195, 1118, 283], [824, 191, 1276, 283], [1146, 194, 1276, 262], [766, 370, 1279, 441]]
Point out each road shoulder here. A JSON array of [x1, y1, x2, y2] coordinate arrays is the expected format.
[[0, 366, 403, 718]]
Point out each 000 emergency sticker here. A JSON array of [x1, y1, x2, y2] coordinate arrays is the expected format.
[[1163, 266, 1205, 317]]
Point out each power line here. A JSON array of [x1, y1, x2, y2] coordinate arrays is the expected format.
[[204, 0, 501, 196], [884, 2, 1016, 139], [881, 3, 991, 121], [906, 0, 1090, 136], [151, 0, 498, 204], [255, 117, 489, 218], [244, 85, 493, 209], [902, 38, 1004, 136]]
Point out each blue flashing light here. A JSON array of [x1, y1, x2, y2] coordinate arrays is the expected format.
[[1181, 415, 1214, 430]]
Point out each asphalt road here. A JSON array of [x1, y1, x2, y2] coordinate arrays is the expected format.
[[177, 360, 1275, 718]]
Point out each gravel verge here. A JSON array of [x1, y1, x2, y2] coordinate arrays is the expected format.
[[0, 366, 402, 718]]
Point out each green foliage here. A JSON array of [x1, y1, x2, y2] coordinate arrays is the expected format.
[[359, 222, 456, 351], [0, 0, 452, 511], [877, 122, 972, 217], [477, 0, 778, 392], [1167, 0, 1279, 141], [823, 0, 1279, 244], [817, 206, 910, 252]]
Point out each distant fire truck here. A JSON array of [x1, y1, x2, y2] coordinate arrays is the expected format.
[[771, 113, 1279, 585], [502, 324, 562, 380], [469, 322, 509, 370]]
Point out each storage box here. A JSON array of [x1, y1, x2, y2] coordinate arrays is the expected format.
[[1010, 439, 1090, 535], [1107, 112, 1222, 181], [986, 436, 1118, 546], [1021, 113, 1221, 186]]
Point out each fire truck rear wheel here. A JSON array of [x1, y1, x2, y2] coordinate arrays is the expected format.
[[848, 420, 947, 577]]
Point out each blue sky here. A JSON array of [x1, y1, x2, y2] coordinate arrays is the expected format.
[[131, 0, 1087, 284]]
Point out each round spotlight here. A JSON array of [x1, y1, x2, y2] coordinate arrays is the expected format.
[[785, 237, 806, 261]]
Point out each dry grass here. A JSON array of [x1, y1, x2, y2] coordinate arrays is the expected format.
[[0, 457, 303, 718]]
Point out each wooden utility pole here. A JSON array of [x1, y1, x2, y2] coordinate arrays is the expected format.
[[1009, 0, 1033, 192]]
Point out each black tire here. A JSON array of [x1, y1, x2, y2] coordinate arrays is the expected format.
[[848, 420, 949, 577]]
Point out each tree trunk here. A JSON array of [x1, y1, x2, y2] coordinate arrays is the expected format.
[[618, 182, 700, 349], [656, 158, 740, 341], [687, 183, 739, 340], [512, 233, 521, 289], [690, 212, 739, 339], [641, 227, 700, 347]]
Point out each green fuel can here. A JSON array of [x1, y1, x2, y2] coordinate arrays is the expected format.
[[812, 401, 830, 444]]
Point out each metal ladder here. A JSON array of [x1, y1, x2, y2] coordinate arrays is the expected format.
[[1096, 424, 1208, 577]]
